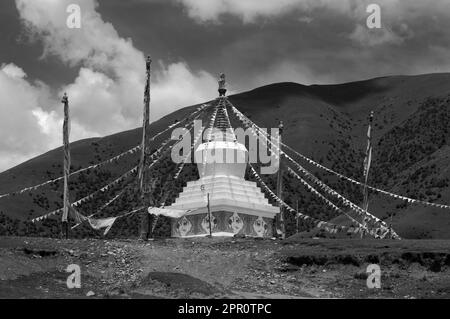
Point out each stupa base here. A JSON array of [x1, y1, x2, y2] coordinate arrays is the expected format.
[[171, 211, 274, 238]]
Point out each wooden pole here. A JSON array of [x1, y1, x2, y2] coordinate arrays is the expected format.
[[61, 93, 70, 239], [361, 111, 374, 238], [139, 56, 152, 240], [276, 120, 285, 239], [296, 199, 299, 234], [207, 193, 212, 237]]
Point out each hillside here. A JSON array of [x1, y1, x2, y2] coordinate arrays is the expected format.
[[1, 73, 450, 239]]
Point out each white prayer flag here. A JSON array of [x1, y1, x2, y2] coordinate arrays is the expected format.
[[148, 207, 191, 219]]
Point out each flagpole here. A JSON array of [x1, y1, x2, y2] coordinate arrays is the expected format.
[[361, 111, 374, 238], [207, 193, 212, 237], [276, 120, 285, 239], [61, 93, 71, 239], [139, 56, 152, 240]]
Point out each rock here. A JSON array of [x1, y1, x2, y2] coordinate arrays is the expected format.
[[86, 291, 95, 297]]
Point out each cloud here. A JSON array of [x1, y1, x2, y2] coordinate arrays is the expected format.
[[0, 63, 59, 171], [0, 0, 217, 171], [175, 0, 450, 26], [175, 0, 355, 23], [152, 61, 219, 117], [171, 0, 450, 87], [16, 0, 217, 130], [174, 0, 450, 51], [348, 24, 404, 47]]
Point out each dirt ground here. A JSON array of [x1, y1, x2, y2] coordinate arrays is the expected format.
[[0, 236, 449, 299]]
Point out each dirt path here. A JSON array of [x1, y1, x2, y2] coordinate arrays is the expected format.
[[132, 239, 324, 298], [0, 237, 449, 299]]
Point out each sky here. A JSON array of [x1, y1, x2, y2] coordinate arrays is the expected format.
[[0, 0, 450, 172]]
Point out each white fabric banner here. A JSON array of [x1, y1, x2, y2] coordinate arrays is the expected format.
[[88, 217, 118, 235], [148, 207, 190, 219]]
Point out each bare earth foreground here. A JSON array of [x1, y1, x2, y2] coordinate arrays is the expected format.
[[0, 236, 449, 299]]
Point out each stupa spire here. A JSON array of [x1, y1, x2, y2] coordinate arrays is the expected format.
[[218, 73, 227, 97]]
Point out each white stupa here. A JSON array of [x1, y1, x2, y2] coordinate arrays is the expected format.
[[168, 77, 279, 237]]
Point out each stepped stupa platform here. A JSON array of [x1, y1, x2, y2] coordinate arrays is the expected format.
[[169, 172, 279, 238]]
